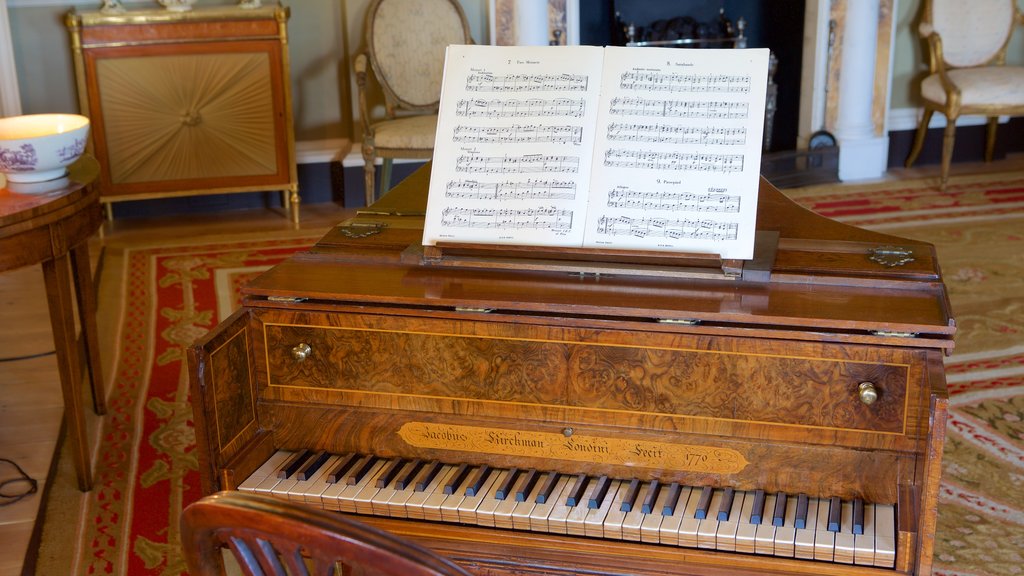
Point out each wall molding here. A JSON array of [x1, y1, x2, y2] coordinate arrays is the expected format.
[[888, 107, 1007, 132]]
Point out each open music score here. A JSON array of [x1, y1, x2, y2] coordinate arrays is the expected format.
[[424, 45, 769, 258]]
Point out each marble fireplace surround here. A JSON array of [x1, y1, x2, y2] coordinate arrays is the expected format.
[[0, 0, 895, 179]]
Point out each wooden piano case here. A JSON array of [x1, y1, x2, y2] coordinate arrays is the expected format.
[[189, 167, 953, 575]]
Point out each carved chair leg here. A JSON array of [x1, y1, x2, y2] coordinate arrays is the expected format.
[[381, 159, 394, 197], [940, 118, 957, 192], [905, 108, 933, 168], [362, 151, 377, 207], [985, 116, 999, 163]]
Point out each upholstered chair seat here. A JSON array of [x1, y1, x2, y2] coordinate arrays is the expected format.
[[368, 114, 440, 151], [920, 68, 1024, 107]]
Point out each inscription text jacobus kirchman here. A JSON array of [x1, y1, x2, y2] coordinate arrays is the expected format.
[[399, 422, 748, 475]]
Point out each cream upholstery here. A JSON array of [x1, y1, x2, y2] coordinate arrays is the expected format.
[[906, 0, 1024, 190], [355, 0, 473, 205]]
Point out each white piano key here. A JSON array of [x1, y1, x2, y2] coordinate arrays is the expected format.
[[754, 493, 777, 555], [237, 450, 292, 493], [834, 501, 856, 564], [289, 454, 341, 505], [621, 482, 652, 542], [348, 459, 391, 514], [511, 473, 548, 530], [715, 490, 746, 552], [474, 470, 510, 529], [529, 475, 571, 533], [813, 497, 835, 562], [404, 464, 455, 520], [585, 480, 623, 538], [494, 474, 527, 530], [566, 478, 602, 536], [546, 476, 578, 535], [640, 482, 674, 543], [420, 466, 461, 523], [657, 486, 692, 547], [600, 478, 632, 540], [677, 486, 703, 548], [697, 489, 723, 549], [457, 467, 503, 525], [734, 490, 757, 554], [373, 460, 421, 517], [439, 466, 478, 524], [874, 503, 897, 568], [794, 497, 819, 559], [773, 492, 798, 557], [854, 502, 876, 566]]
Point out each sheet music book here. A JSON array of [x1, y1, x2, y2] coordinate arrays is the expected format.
[[422, 44, 770, 260]]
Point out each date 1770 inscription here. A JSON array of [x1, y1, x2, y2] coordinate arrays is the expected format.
[[398, 422, 748, 475]]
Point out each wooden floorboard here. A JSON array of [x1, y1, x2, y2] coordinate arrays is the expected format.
[[2, 155, 1023, 575]]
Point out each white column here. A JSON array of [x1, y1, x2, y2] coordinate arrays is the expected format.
[[834, 0, 888, 181], [0, 0, 22, 116], [514, 0, 549, 46]]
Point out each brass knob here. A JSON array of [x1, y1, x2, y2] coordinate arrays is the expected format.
[[291, 343, 312, 362], [858, 382, 878, 405]]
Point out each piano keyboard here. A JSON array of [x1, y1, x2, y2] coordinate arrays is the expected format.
[[239, 450, 896, 568]]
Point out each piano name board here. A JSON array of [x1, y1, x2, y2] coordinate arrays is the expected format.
[[399, 422, 749, 475]]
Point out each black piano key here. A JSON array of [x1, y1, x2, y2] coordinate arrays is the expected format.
[[495, 468, 520, 501], [717, 487, 736, 521], [515, 469, 541, 502], [827, 496, 842, 532], [773, 492, 788, 527], [346, 455, 378, 486], [641, 480, 661, 514], [464, 465, 492, 497], [694, 486, 714, 520], [295, 450, 330, 481], [749, 489, 766, 525], [414, 460, 443, 492], [375, 458, 406, 488], [795, 493, 809, 529], [588, 475, 612, 509], [662, 482, 682, 516], [853, 498, 865, 535], [443, 463, 471, 495], [619, 478, 641, 512], [326, 453, 361, 484], [564, 473, 589, 507], [395, 459, 423, 490], [277, 449, 313, 480], [535, 471, 560, 504]]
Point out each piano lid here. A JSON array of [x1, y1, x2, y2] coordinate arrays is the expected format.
[[244, 165, 955, 349]]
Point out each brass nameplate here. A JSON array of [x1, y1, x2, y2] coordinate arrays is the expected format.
[[398, 422, 748, 475]]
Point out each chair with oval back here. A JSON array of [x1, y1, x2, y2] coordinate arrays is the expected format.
[[905, 0, 1024, 190], [354, 0, 473, 206], [180, 491, 474, 576]]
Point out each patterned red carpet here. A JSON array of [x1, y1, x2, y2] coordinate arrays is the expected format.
[[37, 173, 1024, 575]]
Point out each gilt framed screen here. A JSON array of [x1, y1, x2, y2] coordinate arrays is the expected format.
[[67, 5, 297, 210]]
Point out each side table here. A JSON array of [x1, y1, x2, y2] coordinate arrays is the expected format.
[[0, 156, 105, 491]]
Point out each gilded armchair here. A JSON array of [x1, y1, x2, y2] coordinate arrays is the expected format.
[[354, 0, 473, 206], [905, 0, 1024, 190]]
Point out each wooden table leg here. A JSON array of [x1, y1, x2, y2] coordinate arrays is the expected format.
[[42, 253, 92, 491], [71, 241, 106, 416]]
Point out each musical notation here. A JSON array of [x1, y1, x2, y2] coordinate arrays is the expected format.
[[595, 215, 739, 241], [446, 179, 576, 201], [453, 124, 584, 145], [619, 71, 751, 94], [603, 149, 744, 173], [456, 154, 580, 174], [466, 73, 589, 92], [455, 98, 585, 118], [606, 189, 740, 213], [441, 206, 574, 231], [609, 97, 748, 120], [606, 123, 746, 146]]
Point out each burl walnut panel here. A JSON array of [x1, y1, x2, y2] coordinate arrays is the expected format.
[[260, 312, 914, 435]]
